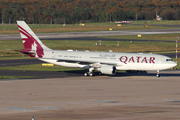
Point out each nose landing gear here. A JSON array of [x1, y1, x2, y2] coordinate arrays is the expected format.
[[156, 70, 160, 77]]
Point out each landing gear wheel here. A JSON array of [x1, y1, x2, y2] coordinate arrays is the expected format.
[[156, 70, 160, 78], [156, 74, 160, 78], [84, 73, 88, 76], [89, 72, 94, 77], [84, 68, 95, 77], [84, 72, 95, 77]]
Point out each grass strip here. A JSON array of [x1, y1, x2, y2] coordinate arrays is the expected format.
[[0, 40, 178, 58], [0, 64, 85, 72], [0, 76, 38, 79], [131, 20, 180, 25], [0, 56, 32, 60], [0, 23, 176, 35]]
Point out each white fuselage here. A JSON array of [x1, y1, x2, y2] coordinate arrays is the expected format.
[[39, 50, 177, 71]]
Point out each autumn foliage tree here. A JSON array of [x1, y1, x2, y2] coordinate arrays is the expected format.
[[0, 0, 180, 24]]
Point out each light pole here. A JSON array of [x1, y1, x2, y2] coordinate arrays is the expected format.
[[175, 37, 179, 70]]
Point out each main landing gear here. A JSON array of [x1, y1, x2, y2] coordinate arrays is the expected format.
[[156, 70, 161, 78], [84, 72, 95, 76], [84, 68, 95, 77]]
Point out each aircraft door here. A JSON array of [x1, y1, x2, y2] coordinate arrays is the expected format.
[[51, 51, 56, 58]]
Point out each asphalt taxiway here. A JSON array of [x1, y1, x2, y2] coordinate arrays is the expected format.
[[0, 74, 180, 120], [1, 28, 180, 40]]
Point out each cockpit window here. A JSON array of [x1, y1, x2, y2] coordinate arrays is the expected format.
[[166, 59, 173, 61]]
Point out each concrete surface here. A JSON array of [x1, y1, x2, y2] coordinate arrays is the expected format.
[[0, 72, 180, 120], [1, 28, 180, 40]]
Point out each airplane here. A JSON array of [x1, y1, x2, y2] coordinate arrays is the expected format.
[[17, 21, 177, 77]]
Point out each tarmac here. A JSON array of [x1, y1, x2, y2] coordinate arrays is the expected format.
[[1, 28, 180, 40], [0, 28, 180, 119], [0, 72, 180, 120]]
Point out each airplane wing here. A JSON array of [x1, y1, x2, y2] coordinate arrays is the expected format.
[[57, 59, 118, 66], [45, 58, 121, 66]]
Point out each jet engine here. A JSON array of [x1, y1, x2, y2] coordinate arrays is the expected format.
[[97, 65, 116, 75]]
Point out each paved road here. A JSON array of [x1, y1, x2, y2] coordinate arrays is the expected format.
[[1, 69, 180, 78], [0, 74, 180, 120], [132, 23, 180, 27], [1, 28, 180, 40], [0, 70, 83, 78], [0, 59, 42, 67], [0, 59, 83, 78]]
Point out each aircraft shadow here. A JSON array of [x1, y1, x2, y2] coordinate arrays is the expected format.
[[114, 72, 180, 77], [62, 70, 180, 77]]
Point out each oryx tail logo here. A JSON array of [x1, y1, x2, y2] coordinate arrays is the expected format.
[[18, 25, 44, 58]]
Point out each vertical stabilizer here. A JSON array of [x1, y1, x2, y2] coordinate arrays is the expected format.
[[17, 21, 51, 58]]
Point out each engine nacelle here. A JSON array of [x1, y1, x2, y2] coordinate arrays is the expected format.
[[97, 65, 116, 75]]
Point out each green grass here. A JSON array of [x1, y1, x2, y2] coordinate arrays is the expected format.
[[0, 22, 178, 34], [40, 40, 178, 53], [0, 76, 38, 79], [172, 58, 180, 69], [0, 56, 32, 60], [0, 64, 85, 72], [131, 20, 180, 25], [0, 40, 178, 58], [0, 40, 24, 50]]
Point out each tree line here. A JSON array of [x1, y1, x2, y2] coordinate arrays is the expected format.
[[0, 0, 180, 24]]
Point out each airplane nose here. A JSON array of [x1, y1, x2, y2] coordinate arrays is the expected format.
[[172, 62, 177, 68]]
